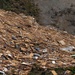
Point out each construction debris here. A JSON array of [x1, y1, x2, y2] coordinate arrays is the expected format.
[[0, 9, 74, 75]]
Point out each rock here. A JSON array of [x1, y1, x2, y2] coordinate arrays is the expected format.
[[15, 44, 19, 49], [57, 61, 63, 66], [5, 51, 13, 59], [58, 40, 66, 45], [25, 38, 31, 43], [71, 60, 75, 64], [21, 62, 31, 66], [23, 53, 33, 59], [64, 70, 72, 75], [1, 55, 8, 60], [34, 47, 40, 51], [33, 53, 40, 60], [4, 44, 7, 48], [0, 53, 3, 57], [8, 54, 13, 59], [38, 60, 47, 66], [3, 67, 8, 72], [12, 35, 17, 40], [10, 60, 19, 66], [41, 62, 47, 66], [51, 70, 57, 75], [52, 61, 56, 64], [33, 53, 40, 57], [42, 48, 48, 53], [33, 56, 39, 60], [20, 47, 26, 52]]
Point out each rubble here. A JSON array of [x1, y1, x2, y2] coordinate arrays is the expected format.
[[60, 46, 75, 52], [0, 9, 74, 75]]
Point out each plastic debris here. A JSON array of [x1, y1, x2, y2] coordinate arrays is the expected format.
[[0, 71, 6, 75], [60, 46, 75, 52]]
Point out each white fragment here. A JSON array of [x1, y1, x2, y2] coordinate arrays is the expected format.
[[60, 46, 75, 52], [21, 62, 31, 65], [42, 48, 48, 53], [52, 61, 56, 64], [3, 67, 8, 72], [33, 56, 39, 60]]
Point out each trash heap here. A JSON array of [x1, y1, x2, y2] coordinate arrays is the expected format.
[[0, 9, 74, 75]]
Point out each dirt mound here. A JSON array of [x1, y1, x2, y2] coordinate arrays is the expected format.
[[0, 9, 74, 75]]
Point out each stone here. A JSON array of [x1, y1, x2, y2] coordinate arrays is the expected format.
[[51, 70, 57, 75], [12, 35, 17, 40], [20, 47, 26, 52], [21, 62, 31, 66], [52, 61, 56, 64], [58, 40, 66, 45], [33, 56, 39, 60], [64, 70, 72, 75], [42, 48, 48, 53], [23, 53, 33, 59], [34, 47, 40, 51], [3, 67, 8, 72], [15, 44, 19, 49], [8, 54, 13, 58], [33, 53, 40, 57], [57, 61, 63, 66], [33, 53, 40, 60], [71, 60, 75, 64], [0, 53, 3, 57], [10, 60, 19, 66], [41, 62, 47, 66]]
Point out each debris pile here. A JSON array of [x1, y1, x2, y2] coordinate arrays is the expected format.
[[0, 9, 74, 75]]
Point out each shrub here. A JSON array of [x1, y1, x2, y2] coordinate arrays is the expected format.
[[0, 0, 40, 19]]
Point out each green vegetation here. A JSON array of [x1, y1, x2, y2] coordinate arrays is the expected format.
[[29, 66, 75, 75], [0, 0, 40, 20]]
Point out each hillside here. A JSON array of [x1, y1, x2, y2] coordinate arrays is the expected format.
[[1, 0, 75, 35], [34, 0, 75, 35], [0, 10, 74, 75]]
